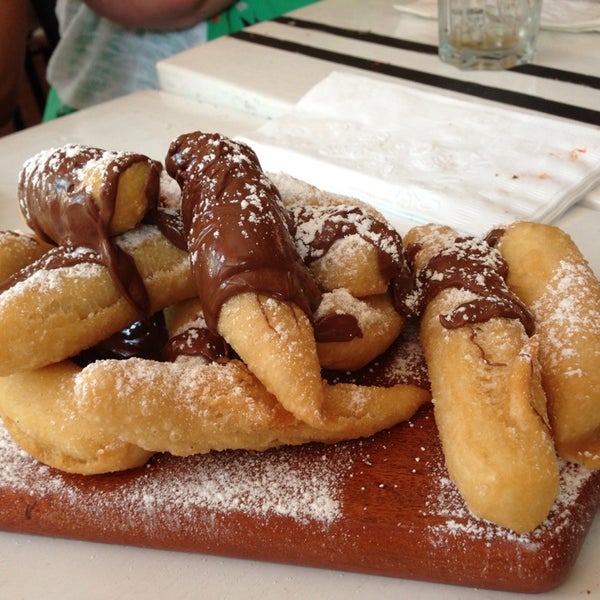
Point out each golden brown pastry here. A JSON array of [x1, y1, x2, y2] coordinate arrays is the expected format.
[[0, 225, 195, 376], [155, 168, 411, 374], [165, 132, 325, 426], [272, 172, 412, 370], [19, 144, 160, 239], [19, 144, 161, 312], [497, 221, 600, 469], [315, 291, 404, 370], [0, 297, 429, 475], [0, 230, 53, 282], [0, 134, 430, 477], [0, 361, 154, 475], [404, 224, 559, 533], [275, 173, 410, 300]]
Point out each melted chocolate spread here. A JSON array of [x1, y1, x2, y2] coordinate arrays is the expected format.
[[74, 313, 169, 367], [403, 231, 534, 335], [7, 136, 417, 365], [164, 132, 322, 334], [17, 144, 160, 314], [159, 135, 418, 346], [164, 326, 232, 363], [313, 313, 363, 343], [291, 204, 403, 276], [149, 207, 186, 251], [290, 203, 412, 316]]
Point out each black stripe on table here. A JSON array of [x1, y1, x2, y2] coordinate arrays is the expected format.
[[231, 29, 600, 125], [273, 16, 600, 90]]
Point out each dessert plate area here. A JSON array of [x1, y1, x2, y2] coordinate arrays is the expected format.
[[1, 402, 598, 594]]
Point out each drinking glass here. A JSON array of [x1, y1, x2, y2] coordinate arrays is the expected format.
[[438, 0, 543, 70]]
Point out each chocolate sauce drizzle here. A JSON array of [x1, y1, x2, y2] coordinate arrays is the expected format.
[[7, 135, 420, 365], [403, 231, 535, 335], [290, 203, 412, 316], [74, 313, 169, 367], [17, 144, 160, 315], [164, 326, 232, 363], [164, 132, 322, 334]]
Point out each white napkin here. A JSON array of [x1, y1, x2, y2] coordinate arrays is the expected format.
[[393, 0, 600, 32], [241, 71, 600, 234]]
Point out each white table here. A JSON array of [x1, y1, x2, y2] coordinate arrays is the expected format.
[[0, 90, 264, 211], [156, 0, 600, 222], [1, 25, 600, 600], [157, 0, 600, 122]]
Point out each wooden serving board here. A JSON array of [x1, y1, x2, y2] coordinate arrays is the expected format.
[[1, 404, 599, 594]]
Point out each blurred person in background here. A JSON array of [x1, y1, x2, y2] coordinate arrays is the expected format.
[[44, 0, 318, 120]]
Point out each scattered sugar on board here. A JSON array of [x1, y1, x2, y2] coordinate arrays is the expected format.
[[423, 454, 595, 549], [0, 419, 349, 531]]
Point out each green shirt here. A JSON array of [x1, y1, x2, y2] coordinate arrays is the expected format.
[[208, 0, 318, 39]]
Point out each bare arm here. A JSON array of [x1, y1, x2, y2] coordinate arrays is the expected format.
[[0, 0, 29, 126], [83, 0, 236, 31]]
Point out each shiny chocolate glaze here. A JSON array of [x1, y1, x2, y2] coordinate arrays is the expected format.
[[74, 313, 169, 367], [165, 132, 321, 333], [404, 232, 534, 335], [149, 207, 186, 251], [164, 326, 232, 363], [313, 313, 363, 343], [291, 203, 412, 316], [17, 144, 160, 314], [149, 202, 369, 344], [291, 204, 406, 278]]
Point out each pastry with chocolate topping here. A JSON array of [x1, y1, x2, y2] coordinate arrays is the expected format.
[[165, 132, 325, 426], [290, 203, 409, 299], [153, 168, 411, 366], [0, 144, 198, 376], [18, 144, 161, 313], [0, 292, 430, 475], [271, 173, 412, 369], [0, 135, 432, 476], [405, 223, 559, 534], [314, 290, 404, 370], [272, 172, 412, 304], [0, 225, 195, 376]]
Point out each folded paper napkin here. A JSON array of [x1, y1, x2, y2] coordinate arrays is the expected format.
[[393, 0, 600, 32], [241, 71, 600, 234]]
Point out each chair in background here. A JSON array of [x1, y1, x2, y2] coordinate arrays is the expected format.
[[10, 0, 58, 131]]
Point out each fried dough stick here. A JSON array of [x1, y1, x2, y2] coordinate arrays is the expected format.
[[497, 222, 600, 469], [0, 226, 195, 376], [0, 356, 428, 475], [405, 224, 559, 533], [166, 132, 324, 426], [18, 144, 161, 312]]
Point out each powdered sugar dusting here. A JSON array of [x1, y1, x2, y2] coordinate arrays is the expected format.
[[0, 255, 102, 309], [290, 203, 402, 265], [20, 144, 135, 204], [424, 457, 595, 547], [0, 419, 347, 527], [315, 288, 386, 331], [531, 258, 600, 372]]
